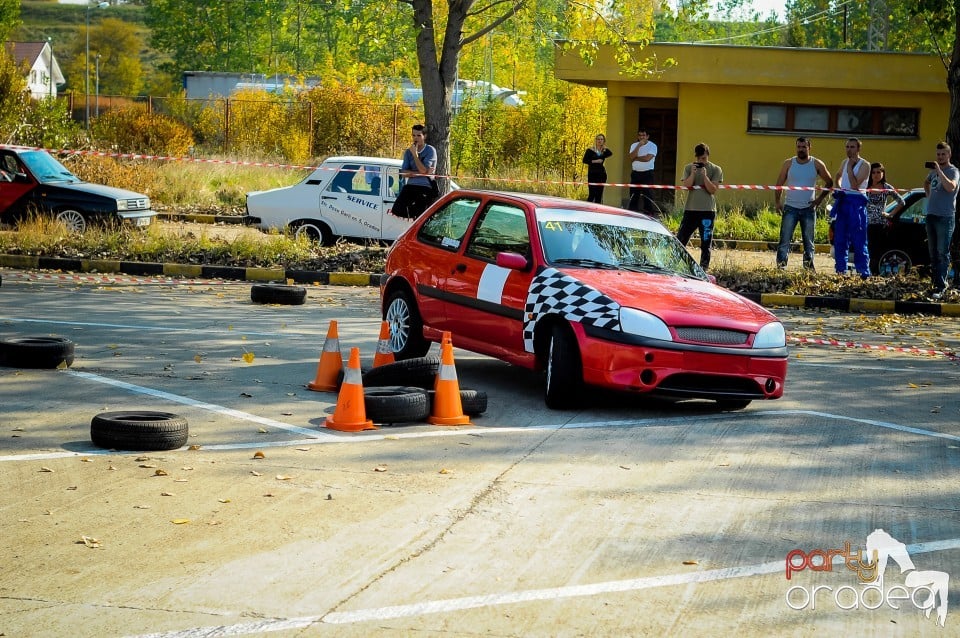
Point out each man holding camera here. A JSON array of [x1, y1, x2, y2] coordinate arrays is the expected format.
[[676, 142, 723, 270], [924, 141, 959, 298]]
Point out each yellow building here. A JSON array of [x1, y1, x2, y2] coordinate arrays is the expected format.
[[555, 42, 950, 210]]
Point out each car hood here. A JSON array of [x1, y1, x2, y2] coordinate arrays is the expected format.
[[54, 181, 149, 201], [562, 268, 778, 329]]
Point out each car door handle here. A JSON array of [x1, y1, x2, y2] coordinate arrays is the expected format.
[[454, 263, 467, 273], [321, 195, 338, 200]]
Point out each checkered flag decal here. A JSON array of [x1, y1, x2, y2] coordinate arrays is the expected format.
[[523, 267, 621, 352]]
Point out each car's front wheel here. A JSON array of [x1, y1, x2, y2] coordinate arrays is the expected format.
[[55, 209, 87, 233], [545, 323, 582, 409], [877, 249, 911, 276], [384, 289, 430, 359], [292, 221, 332, 245]]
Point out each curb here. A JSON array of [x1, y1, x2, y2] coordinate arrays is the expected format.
[[3, 254, 958, 316]]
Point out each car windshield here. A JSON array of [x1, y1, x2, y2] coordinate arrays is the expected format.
[[536, 209, 707, 279], [20, 151, 80, 184]]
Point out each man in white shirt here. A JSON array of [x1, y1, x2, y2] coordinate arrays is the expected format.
[[774, 137, 833, 270], [627, 129, 658, 216]]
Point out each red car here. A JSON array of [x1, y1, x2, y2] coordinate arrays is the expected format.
[[380, 190, 787, 410]]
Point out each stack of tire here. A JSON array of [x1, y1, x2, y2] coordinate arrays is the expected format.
[[361, 356, 487, 425]]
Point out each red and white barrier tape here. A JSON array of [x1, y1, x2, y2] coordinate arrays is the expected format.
[[789, 335, 959, 362], [0, 144, 906, 193]]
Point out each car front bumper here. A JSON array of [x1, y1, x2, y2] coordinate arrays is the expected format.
[[574, 322, 787, 401]]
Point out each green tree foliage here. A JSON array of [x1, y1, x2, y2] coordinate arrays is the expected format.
[[0, 0, 20, 43], [62, 17, 144, 96], [0, 44, 79, 147]]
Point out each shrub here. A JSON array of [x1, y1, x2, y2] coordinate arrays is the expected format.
[[91, 106, 195, 156]]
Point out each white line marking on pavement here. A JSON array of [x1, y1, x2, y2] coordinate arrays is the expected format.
[[130, 537, 960, 636]]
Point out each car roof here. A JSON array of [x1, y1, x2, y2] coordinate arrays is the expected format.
[[447, 189, 649, 219], [321, 156, 403, 167]]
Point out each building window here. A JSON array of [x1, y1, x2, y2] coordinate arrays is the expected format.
[[748, 102, 919, 138]]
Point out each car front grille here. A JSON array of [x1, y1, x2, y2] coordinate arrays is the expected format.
[[674, 327, 749, 345], [124, 198, 149, 210]]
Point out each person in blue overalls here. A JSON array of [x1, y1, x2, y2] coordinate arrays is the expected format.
[[831, 137, 871, 277]]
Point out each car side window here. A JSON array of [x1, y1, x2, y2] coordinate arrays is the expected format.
[[465, 203, 530, 262], [386, 168, 400, 198], [900, 196, 926, 222], [325, 164, 372, 194], [417, 197, 481, 250]]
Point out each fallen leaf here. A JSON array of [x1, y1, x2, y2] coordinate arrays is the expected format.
[[107, 465, 117, 471], [373, 466, 387, 472], [78, 536, 101, 548], [66, 486, 78, 491], [276, 475, 293, 481], [326, 494, 333, 500], [139, 464, 157, 469], [133, 505, 150, 509], [257, 428, 268, 434], [174, 478, 188, 483], [439, 468, 451, 474], [218, 498, 231, 503], [188, 444, 201, 451], [56, 360, 68, 370], [240, 392, 253, 398], [263, 493, 274, 497], [252, 451, 265, 459], [80, 458, 92, 463], [194, 354, 203, 363], [160, 491, 175, 497], [12, 427, 23, 432], [154, 469, 168, 476], [171, 519, 190, 525], [181, 466, 194, 471], [296, 447, 310, 451], [39, 467, 53, 473], [907, 382, 919, 388], [242, 352, 255, 364], [135, 456, 150, 462], [618, 465, 631, 470], [250, 471, 262, 476], [682, 560, 699, 566]]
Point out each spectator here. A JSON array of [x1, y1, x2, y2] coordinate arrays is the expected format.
[[392, 124, 438, 219], [831, 137, 871, 277], [582, 134, 613, 203], [864, 162, 906, 274], [923, 141, 959, 298], [627, 129, 658, 215], [677, 142, 723, 270], [774, 136, 833, 271]]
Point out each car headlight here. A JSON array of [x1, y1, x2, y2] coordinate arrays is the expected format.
[[620, 308, 673, 341], [754, 322, 786, 348], [117, 199, 128, 211]]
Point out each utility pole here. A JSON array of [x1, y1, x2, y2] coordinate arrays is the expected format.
[[867, 0, 889, 51]]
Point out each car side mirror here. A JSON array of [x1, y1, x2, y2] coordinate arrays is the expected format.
[[496, 251, 530, 271]]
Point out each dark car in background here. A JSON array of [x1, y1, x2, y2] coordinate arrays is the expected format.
[[830, 188, 930, 276], [0, 146, 156, 233]]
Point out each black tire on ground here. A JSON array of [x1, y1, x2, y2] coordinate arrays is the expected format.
[[544, 323, 582, 410], [383, 289, 431, 359], [363, 386, 430, 425], [427, 388, 488, 416], [362, 356, 440, 389], [90, 411, 189, 451], [251, 284, 307, 305], [0, 336, 75, 369]]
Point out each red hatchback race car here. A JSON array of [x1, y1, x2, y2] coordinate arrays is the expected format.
[[380, 190, 787, 410]]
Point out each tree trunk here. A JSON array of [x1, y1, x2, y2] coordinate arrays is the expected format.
[[947, 5, 960, 157]]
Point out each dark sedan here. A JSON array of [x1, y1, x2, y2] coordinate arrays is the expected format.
[[0, 146, 156, 233]]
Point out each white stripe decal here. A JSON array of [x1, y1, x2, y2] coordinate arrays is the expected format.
[[476, 264, 510, 304]]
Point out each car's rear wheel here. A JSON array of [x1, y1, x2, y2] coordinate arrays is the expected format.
[[384, 289, 430, 359], [545, 323, 582, 410], [55, 209, 87, 233], [292, 221, 332, 245], [877, 249, 912, 276]]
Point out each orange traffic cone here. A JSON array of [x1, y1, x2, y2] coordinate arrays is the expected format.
[[428, 339, 470, 426], [325, 347, 375, 432], [372, 320, 395, 368], [307, 320, 343, 392]]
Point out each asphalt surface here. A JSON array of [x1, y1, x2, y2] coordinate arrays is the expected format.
[[1, 270, 959, 637]]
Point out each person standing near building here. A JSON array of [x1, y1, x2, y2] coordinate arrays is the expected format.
[[774, 136, 833, 270], [831, 137, 871, 276], [392, 124, 438, 219], [627, 129, 658, 215], [582, 134, 613, 203], [677, 142, 723, 270], [924, 141, 959, 298]]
